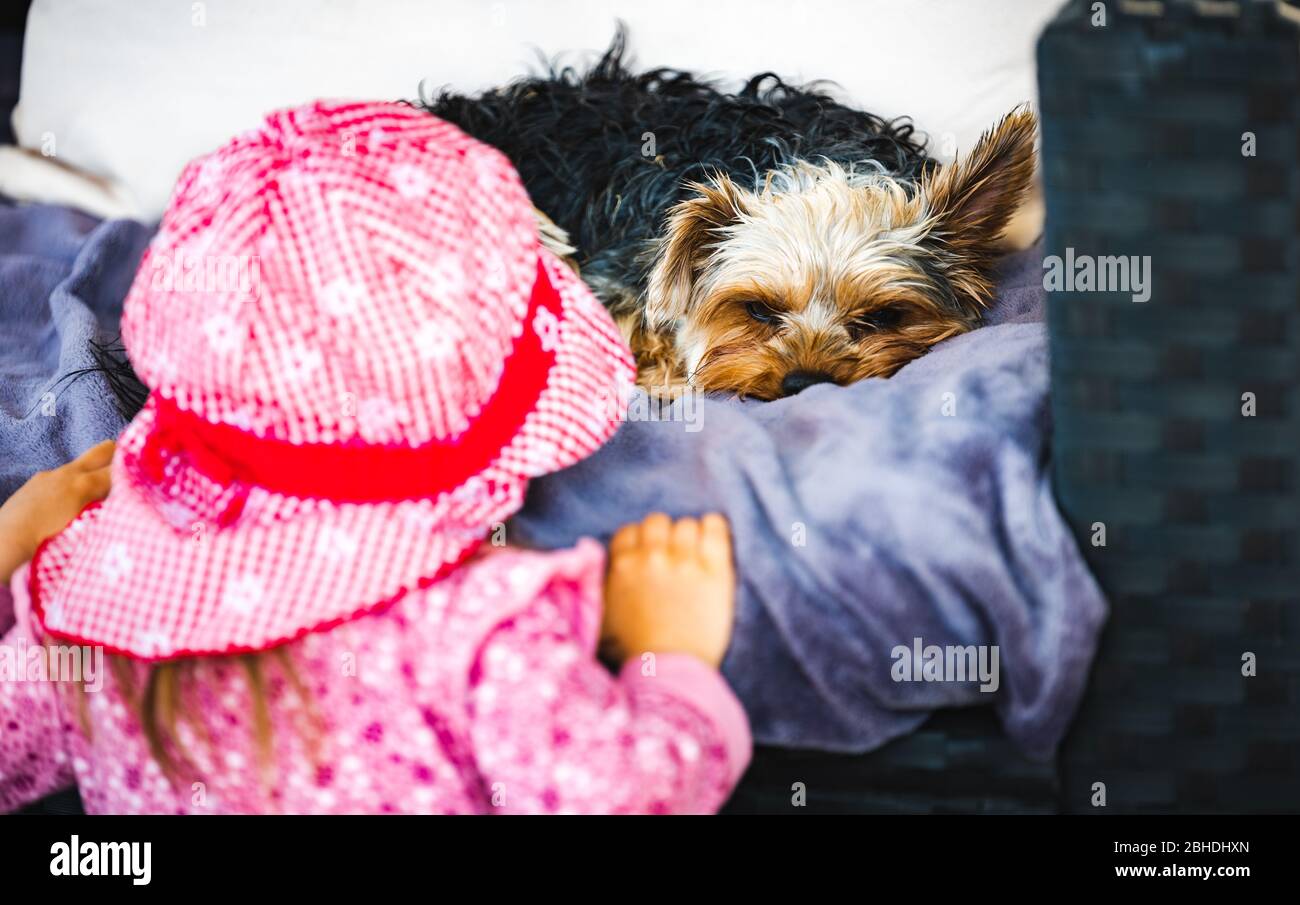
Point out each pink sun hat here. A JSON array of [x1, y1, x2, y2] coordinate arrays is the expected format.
[[28, 100, 634, 660]]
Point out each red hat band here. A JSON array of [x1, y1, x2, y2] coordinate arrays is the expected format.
[[130, 259, 560, 526]]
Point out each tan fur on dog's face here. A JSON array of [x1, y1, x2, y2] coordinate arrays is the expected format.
[[644, 108, 1037, 399]]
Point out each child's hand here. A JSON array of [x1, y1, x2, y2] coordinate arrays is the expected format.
[[0, 439, 115, 586], [601, 512, 736, 669]]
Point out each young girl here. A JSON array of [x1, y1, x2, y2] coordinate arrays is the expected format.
[[0, 101, 748, 814]]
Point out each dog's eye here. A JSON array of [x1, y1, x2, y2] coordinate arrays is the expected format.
[[745, 301, 781, 325], [848, 306, 904, 340]]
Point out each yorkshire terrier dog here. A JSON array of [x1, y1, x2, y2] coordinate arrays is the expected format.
[[422, 33, 1036, 399]]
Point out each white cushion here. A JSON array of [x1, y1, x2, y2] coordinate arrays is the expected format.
[[10, 0, 1058, 220]]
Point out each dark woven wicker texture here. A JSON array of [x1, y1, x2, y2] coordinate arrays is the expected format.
[[723, 710, 1058, 814], [1041, 0, 1300, 813]]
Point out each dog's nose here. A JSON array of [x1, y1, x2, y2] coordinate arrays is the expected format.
[[780, 370, 835, 397]]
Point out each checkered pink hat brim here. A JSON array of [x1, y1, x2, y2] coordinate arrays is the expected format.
[[29, 101, 634, 660]]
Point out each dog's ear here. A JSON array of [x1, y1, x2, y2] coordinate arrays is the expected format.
[[925, 107, 1037, 257], [645, 175, 753, 327]]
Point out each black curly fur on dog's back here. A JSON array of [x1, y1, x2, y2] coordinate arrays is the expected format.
[[419, 29, 936, 315]]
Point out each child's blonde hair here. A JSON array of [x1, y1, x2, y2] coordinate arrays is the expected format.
[[70, 648, 320, 784]]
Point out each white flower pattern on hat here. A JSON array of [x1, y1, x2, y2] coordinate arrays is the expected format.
[[426, 258, 467, 302], [320, 277, 365, 317], [400, 505, 441, 534], [281, 342, 324, 384], [482, 256, 509, 293], [390, 163, 433, 199], [414, 320, 456, 361], [100, 542, 133, 584], [458, 475, 492, 507], [533, 305, 560, 352], [203, 313, 244, 355], [357, 396, 410, 438], [194, 158, 225, 206], [315, 526, 360, 559], [133, 628, 174, 658], [150, 349, 181, 385], [222, 574, 265, 615]]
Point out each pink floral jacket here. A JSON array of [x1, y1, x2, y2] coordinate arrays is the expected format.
[[0, 540, 750, 814]]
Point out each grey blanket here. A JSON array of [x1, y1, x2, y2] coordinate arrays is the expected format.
[[0, 199, 1105, 760], [514, 245, 1108, 759], [0, 201, 151, 502]]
